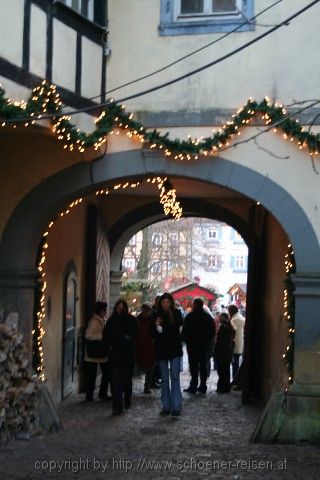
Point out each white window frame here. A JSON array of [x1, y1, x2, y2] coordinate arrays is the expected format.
[[235, 255, 245, 269], [123, 258, 136, 270], [175, 0, 242, 22]]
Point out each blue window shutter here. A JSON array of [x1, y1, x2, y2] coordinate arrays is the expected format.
[[218, 228, 222, 240], [230, 229, 235, 240], [230, 256, 235, 268], [245, 256, 248, 269]]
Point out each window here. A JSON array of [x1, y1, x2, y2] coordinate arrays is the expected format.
[[150, 261, 161, 274], [61, 0, 107, 25], [205, 254, 221, 271], [180, 0, 237, 16], [63, 0, 94, 20], [207, 225, 221, 240], [230, 255, 247, 271], [168, 260, 178, 271], [152, 233, 162, 246], [160, 0, 254, 36], [169, 232, 179, 245], [208, 255, 218, 268], [235, 255, 245, 269], [123, 258, 136, 271], [208, 227, 217, 239]]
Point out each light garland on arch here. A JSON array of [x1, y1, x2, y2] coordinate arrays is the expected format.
[[33, 198, 84, 381], [1, 81, 320, 158], [158, 178, 182, 220], [283, 243, 295, 392], [94, 176, 182, 220], [33, 176, 182, 379]]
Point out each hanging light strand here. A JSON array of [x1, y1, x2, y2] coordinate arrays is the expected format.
[[33, 177, 183, 378], [283, 243, 295, 392]]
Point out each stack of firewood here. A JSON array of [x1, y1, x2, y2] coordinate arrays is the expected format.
[[0, 323, 41, 442]]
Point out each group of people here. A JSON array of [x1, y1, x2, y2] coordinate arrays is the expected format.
[[84, 294, 245, 417]]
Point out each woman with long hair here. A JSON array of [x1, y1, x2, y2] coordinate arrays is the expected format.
[[104, 299, 138, 415], [150, 292, 183, 416], [214, 312, 235, 393]]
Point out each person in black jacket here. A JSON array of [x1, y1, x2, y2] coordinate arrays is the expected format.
[[103, 299, 138, 415], [214, 312, 235, 393], [182, 298, 215, 394], [150, 292, 183, 416]]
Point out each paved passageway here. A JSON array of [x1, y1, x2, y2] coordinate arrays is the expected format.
[[1, 359, 319, 479]]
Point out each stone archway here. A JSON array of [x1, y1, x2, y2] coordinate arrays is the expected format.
[[1, 148, 320, 442], [0, 150, 319, 273]]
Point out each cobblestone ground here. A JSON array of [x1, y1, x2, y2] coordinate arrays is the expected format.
[[1, 356, 320, 480]]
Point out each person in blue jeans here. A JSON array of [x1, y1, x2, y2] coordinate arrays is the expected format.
[[150, 292, 183, 416]]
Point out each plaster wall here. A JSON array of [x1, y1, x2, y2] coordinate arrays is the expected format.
[[108, 1, 319, 111], [43, 201, 88, 403], [29, 5, 47, 79], [105, 0, 320, 252], [0, 0, 23, 67], [81, 37, 102, 98], [52, 20, 77, 92], [0, 77, 31, 101], [0, 131, 83, 238], [261, 213, 288, 400], [100, 124, 320, 247]]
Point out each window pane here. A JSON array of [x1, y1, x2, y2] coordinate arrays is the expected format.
[[65, 278, 76, 332], [208, 227, 217, 238], [212, 0, 237, 12], [81, 0, 89, 16], [72, 0, 81, 11], [181, 0, 204, 14]]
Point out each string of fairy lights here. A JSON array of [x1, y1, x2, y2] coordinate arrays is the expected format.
[[1, 81, 320, 159], [33, 176, 181, 379], [283, 244, 295, 392]]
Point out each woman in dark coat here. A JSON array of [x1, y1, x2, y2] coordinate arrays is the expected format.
[[150, 292, 183, 416], [104, 299, 138, 415], [214, 312, 235, 393]]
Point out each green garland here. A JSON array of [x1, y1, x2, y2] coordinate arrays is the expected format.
[[1, 80, 320, 156]]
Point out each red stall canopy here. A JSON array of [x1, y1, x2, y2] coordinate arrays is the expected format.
[[169, 282, 217, 310]]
